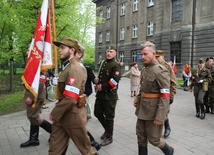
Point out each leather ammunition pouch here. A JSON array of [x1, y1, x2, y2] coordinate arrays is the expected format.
[[77, 94, 87, 108]]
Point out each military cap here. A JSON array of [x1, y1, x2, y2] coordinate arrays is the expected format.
[[107, 45, 117, 52], [156, 50, 165, 56], [77, 41, 85, 54], [53, 36, 80, 52], [206, 57, 213, 62], [198, 58, 204, 64]]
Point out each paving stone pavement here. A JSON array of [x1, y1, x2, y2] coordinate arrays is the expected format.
[[1, 77, 214, 155]]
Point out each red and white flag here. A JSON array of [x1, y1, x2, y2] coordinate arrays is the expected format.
[[21, 0, 53, 108], [173, 55, 177, 75]]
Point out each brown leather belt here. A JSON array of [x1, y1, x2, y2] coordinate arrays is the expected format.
[[142, 92, 161, 98]]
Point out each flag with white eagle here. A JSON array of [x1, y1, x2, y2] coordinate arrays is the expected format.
[[21, 0, 53, 108]]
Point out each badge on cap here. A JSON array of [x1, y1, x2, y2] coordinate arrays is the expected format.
[[68, 77, 76, 85]]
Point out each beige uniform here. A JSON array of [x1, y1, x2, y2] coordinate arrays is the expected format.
[[24, 76, 46, 125], [135, 60, 170, 148], [49, 58, 97, 155], [159, 61, 177, 98]]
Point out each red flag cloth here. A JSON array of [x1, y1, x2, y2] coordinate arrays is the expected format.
[[21, 0, 51, 108], [173, 56, 177, 75]]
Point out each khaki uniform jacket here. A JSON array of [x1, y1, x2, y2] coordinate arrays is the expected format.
[[190, 67, 212, 89], [24, 82, 46, 104], [135, 61, 170, 122], [96, 58, 121, 100], [51, 58, 87, 128], [159, 61, 177, 97]]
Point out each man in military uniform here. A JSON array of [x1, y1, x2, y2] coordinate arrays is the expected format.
[[20, 54, 52, 148], [75, 41, 101, 151], [134, 41, 174, 155], [204, 57, 214, 113], [94, 46, 121, 146], [49, 37, 97, 155], [156, 50, 177, 138]]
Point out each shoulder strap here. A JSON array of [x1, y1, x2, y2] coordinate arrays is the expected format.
[[97, 60, 105, 76]]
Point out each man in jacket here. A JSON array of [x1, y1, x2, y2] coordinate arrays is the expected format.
[[94, 45, 121, 146], [49, 36, 97, 155], [156, 50, 177, 138], [134, 41, 174, 155]]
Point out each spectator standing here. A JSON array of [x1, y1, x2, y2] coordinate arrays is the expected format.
[[182, 64, 192, 91], [130, 62, 140, 97]]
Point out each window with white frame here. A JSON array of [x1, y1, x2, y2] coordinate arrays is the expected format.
[[99, 10, 103, 17], [107, 7, 111, 19], [132, 25, 138, 38], [120, 28, 125, 40], [120, 3, 125, 16], [132, 51, 137, 62], [148, 0, 154, 7], [119, 51, 124, 62], [147, 21, 154, 36], [98, 32, 102, 43], [106, 30, 110, 42], [133, 0, 138, 12]]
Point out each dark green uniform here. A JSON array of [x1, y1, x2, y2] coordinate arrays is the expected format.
[[94, 58, 121, 142], [204, 65, 213, 113], [190, 66, 212, 119], [208, 67, 214, 113]]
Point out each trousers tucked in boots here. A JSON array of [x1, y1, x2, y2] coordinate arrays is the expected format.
[[87, 131, 101, 151], [160, 143, 174, 155], [138, 146, 148, 155], [40, 119, 52, 133], [20, 125, 40, 147], [100, 127, 113, 146], [164, 119, 171, 138]]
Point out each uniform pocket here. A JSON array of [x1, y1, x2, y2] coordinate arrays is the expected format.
[[146, 77, 155, 89]]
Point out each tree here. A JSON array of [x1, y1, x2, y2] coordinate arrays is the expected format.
[[0, 0, 101, 71]]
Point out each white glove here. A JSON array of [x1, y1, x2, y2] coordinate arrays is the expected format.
[[52, 77, 58, 85], [198, 79, 204, 83]]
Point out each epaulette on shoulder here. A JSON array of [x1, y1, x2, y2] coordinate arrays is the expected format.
[[114, 60, 120, 64], [158, 64, 165, 70]]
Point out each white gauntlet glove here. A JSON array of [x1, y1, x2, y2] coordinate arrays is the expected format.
[[52, 77, 58, 85], [198, 79, 204, 83]]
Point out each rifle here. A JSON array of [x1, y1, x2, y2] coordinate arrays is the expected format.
[[195, 70, 214, 83]]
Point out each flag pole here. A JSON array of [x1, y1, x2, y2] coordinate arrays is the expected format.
[[50, 0, 58, 100], [50, 0, 58, 75]]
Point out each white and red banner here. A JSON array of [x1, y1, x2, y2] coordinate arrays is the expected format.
[[21, 0, 53, 107], [173, 55, 177, 75]]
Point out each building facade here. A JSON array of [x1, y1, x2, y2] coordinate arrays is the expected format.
[[93, 0, 214, 75]]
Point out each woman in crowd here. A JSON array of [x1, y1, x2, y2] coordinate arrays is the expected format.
[[182, 64, 192, 91], [189, 59, 212, 119], [130, 62, 140, 97]]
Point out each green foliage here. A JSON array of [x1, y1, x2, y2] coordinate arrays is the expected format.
[[0, 0, 98, 71], [0, 91, 25, 116]]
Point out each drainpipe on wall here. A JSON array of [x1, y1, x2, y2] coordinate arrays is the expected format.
[[191, 0, 196, 67], [116, 0, 119, 58]]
